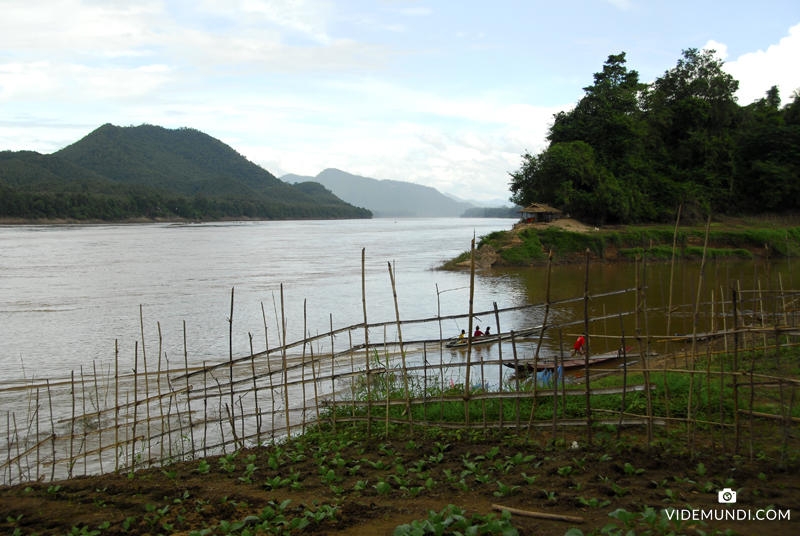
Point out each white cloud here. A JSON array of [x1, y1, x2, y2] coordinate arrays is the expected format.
[[723, 22, 800, 104], [702, 39, 728, 60]]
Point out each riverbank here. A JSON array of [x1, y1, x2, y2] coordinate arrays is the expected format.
[[441, 215, 800, 270]]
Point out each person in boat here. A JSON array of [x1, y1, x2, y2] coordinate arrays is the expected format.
[[484, 326, 492, 337], [457, 330, 466, 340], [473, 326, 484, 338], [571, 335, 586, 356]]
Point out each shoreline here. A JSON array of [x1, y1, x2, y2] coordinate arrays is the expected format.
[[440, 216, 800, 270]]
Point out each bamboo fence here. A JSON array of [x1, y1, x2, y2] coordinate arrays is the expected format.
[[2, 239, 799, 486]]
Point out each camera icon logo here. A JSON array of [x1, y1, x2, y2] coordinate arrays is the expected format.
[[718, 488, 737, 504]]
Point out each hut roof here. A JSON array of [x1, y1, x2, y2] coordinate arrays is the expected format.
[[517, 203, 563, 214]]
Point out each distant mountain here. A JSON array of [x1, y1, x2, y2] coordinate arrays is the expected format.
[[282, 168, 475, 218], [442, 192, 512, 208], [0, 124, 371, 221]]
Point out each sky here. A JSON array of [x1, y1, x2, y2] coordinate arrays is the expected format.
[[1, 0, 799, 203]]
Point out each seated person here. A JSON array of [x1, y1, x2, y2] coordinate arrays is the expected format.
[[457, 329, 466, 340], [473, 326, 484, 338]]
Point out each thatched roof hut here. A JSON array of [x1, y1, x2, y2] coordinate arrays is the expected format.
[[517, 203, 563, 223]]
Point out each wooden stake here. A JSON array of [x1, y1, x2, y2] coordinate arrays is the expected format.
[[280, 284, 290, 439], [69, 372, 75, 478], [301, 299, 308, 435], [157, 322, 165, 464], [641, 241, 653, 446], [552, 330, 561, 440], [583, 248, 592, 445], [494, 302, 504, 431], [228, 289, 236, 439], [388, 262, 413, 434], [511, 331, 521, 431], [688, 215, 712, 459], [139, 305, 151, 467], [361, 249, 372, 439], [93, 361, 104, 474], [261, 303, 276, 442], [183, 322, 196, 457], [132, 345, 138, 470], [618, 311, 628, 440], [249, 332, 260, 445], [114, 341, 119, 472], [528, 250, 554, 437], [464, 236, 476, 428], [46, 379, 56, 482], [733, 284, 741, 455], [330, 314, 337, 434]]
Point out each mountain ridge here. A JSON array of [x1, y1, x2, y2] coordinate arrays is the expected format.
[[282, 168, 476, 218]]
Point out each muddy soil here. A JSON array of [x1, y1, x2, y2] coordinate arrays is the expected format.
[[2, 430, 798, 536]]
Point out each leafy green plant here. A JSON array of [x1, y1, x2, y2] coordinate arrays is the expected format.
[[577, 496, 611, 508], [521, 472, 539, 485], [494, 482, 520, 497], [195, 460, 210, 474], [557, 465, 574, 477], [238, 463, 257, 484], [623, 462, 644, 476]]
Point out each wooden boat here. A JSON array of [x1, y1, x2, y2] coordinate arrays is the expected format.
[[445, 326, 541, 348], [503, 346, 635, 373]]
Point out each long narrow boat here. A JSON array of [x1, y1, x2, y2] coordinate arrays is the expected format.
[[445, 326, 541, 348], [503, 346, 636, 373]]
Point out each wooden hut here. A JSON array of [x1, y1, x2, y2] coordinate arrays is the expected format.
[[517, 203, 563, 223]]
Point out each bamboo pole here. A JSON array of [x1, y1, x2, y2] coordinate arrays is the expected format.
[[733, 284, 741, 456], [248, 333, 260, 444], [132, 343, 139, 469], [583, 248, 592, 445], [280, 284, 290, 439], [388, 262, 413, 434], [528, 250, 553, 437], [511, 331, 521, 431], [139, 306, 151, 466], [114, 341, 119, 472], [361, 248, 372, 440], [157, 322, 165, 464], [749, 332, 756, 461], [301, 299, 307, 435], [641, 241, 653, 446], [69, 372, 75, 479], [552, 330, 561, 441], [202, 362, 208, 458], [667, 205, 681, 359], [228, 289, 236, 440], [80, 366, 88, 474], [183, 322, 195, 455], [308, 336, 321, 435], [688, 215, 712, 459], [261, 304, 275, 442], [618, 311, 628, 439], [464, 236, 476, 428], [92, 361, 103, 474], [494, 302, 504, 430], [330, 314, 337, 434], [45, 379, 56, 482]]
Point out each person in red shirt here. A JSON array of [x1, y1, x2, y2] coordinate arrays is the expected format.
[[572, 335, 586, 356], [473, 326, 484, 338]]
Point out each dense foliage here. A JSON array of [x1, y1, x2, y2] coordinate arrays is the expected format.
[[509, 49, 800, 224], [0, 124, 372, 221]]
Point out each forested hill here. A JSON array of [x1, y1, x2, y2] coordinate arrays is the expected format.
[[509, 49, 800, 224], [0, 124, 371, 221]]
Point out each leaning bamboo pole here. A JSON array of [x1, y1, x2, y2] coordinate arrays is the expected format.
[[388, 262, 413, 434], [666, 205, 682, 358], [641, 241, 653, 446], [280, 285, 290, 439], [183, 321, 196, 455], [688, 215, 712, 459], [139, 306, 151, 467]]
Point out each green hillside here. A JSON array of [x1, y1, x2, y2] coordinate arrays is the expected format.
[[0, 125, 371, 221]]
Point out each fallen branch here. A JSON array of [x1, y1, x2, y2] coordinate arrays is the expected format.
[[492, 504, 584, 523]]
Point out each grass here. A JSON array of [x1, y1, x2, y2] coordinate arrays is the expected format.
[[443, 223, 800, 268]]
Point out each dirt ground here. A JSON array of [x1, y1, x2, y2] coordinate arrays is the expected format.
[[2, 429, 798, 536]]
